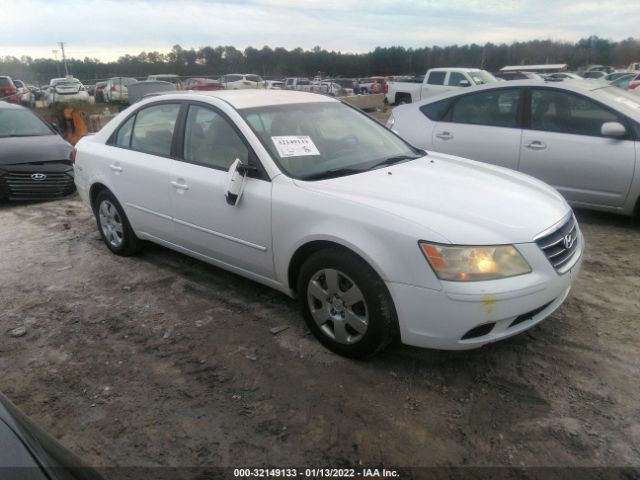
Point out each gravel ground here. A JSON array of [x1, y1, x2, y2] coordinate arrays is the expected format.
[[0, 143, 639, 475]]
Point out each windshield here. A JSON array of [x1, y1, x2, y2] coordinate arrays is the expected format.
[[470, 71, 498, 85], [240, 102, 419, 180], [0, 109, 53, 138], [592, 86, 640, 113]]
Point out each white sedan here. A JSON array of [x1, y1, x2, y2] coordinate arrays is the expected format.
[[45, 77, 90, 106], [219, 74, 264, 90], [388, 80, 640, 218], [73, 90, 582, 358]]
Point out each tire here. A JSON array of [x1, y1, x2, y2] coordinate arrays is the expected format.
[[297, 247, 398, 359], [396, 95, 411, 106], [94, 190, 142, 256]]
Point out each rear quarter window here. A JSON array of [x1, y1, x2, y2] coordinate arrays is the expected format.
[[0, 78, 12, 87], [419, 98, 454, 121]]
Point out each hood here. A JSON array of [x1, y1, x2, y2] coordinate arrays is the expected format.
[[294, 154, 570, 245], [0, 135, 72, 165]]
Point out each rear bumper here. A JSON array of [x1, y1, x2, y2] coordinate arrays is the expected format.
[[0, 163, 75, 200], [388, 238, 584, 350]]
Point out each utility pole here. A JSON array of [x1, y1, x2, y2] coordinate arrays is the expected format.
[[52, 49, 60, 77], [58, 42, 69, 76]]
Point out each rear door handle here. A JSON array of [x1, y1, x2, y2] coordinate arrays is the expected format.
[[170, 180, 189, 191], [524, 140, 547, 150], [109, 163, 122, 173], [436, 131, 453, 140]]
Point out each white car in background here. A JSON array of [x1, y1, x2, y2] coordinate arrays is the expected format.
[[264, 80, 284, 89], [12, 79, 35, 107], [73, 90, 582, 358], [388, 80, 640, 218], [45, 77, 90, 106], [104, 77, 138, 103], [219, 74, 264, 89]]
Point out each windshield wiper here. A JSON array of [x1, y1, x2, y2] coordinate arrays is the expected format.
[[300, 167, 366, 181], [368, 154, 424, 170]]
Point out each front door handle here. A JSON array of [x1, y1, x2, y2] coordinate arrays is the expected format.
[[436, 131, 453, 140], [109, 164, 123, 172], [170, 180, 189, 191], [524, 140, 547, 150]]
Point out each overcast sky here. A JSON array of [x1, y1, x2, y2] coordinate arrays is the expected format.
[[1, 0, 638, 61]]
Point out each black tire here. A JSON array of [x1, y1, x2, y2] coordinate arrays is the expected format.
[[297, 247, 398, 359], [94, 189, 142, 256]]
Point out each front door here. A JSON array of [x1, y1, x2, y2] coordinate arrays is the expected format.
[[169, 103, 274, 279], [519, 88, 635, 207]]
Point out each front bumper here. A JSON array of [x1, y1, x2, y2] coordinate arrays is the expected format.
[[388, 232, 584, 350], [0, 162, 75, 200]]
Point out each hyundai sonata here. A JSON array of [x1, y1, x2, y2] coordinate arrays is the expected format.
[[73, 90, 583, 358]]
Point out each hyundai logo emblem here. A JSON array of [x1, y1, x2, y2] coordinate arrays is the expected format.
[[31, 173, 47, 181], [563, 233, 575, 250]]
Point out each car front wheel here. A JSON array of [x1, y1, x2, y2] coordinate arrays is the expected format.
[[94, 190, 142, 256], [297, 247, 397, 358]]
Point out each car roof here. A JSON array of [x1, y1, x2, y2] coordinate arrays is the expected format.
[[430, 67, 484, 72], [0, 101, 26, 110], [148, 89, 338, 109], [423, 78, 614, 98], [407, 79, 640, 118]]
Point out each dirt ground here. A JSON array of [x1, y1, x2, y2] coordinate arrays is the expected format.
[[1, 158, 639, 473]]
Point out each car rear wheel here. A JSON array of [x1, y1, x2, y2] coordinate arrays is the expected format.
[[95, 190, 142, 256], [297, 247, 397, 358]]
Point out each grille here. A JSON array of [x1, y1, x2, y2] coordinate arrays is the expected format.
[[509, 300, 554, 328], [3, 172, 75, 198], [535, 215, 579, 272]]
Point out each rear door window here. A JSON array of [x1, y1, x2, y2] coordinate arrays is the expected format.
[[419, 98, 454, 121], [450, 88, 521, 128], [130, 103, 181, 156]]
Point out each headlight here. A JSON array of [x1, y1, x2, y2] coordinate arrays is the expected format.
[[385, 115, 395, 129], [419, 242, 531, 281]]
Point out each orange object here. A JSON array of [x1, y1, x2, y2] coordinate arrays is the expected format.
[[63, 107, 89, 145]]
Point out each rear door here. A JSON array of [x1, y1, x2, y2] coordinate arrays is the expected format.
[[104, 102, 182, 240], [421, 71, 448, 99], [168, 102, 274, 279], [519, 87, 635, 207], [431, 87, 524, 170]]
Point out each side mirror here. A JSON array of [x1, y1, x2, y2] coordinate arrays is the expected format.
[[601, 121, 626, 138], [459, 80, 471, 87], [224, 158, 258, 206]]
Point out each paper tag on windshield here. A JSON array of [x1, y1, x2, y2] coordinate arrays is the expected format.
[[271, 136, 320, 157]]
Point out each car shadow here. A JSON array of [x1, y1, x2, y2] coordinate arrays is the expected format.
[[573, 207, 636, 229], [132, 241, 540, 368]]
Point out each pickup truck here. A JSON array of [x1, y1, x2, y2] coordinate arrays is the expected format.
[[386, 68, 498, 105]]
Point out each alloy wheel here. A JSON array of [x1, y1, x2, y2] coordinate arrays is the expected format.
[[306, 268, 369, 344], [98, 200, 124, 248]]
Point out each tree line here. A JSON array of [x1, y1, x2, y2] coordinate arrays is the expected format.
[[1, 36, 639, 85]]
